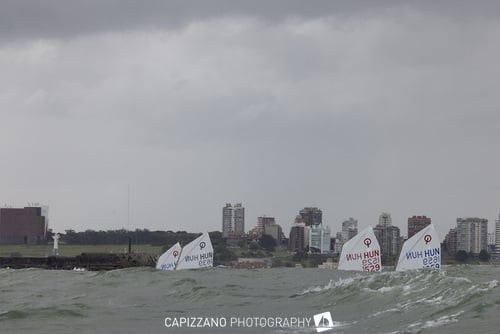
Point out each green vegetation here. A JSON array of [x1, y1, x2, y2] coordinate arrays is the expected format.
[[0, 230, 226, 258], [455, 250, 468, 262], [59, 229, 202, 246], [213, 244, 237, 262], [258, 234, 277, 252], [478, 250, 491, 262], [0, 244, 163, 258]]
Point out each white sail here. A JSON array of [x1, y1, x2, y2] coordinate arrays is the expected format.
[[338, 226, 381, 272], [396, 224, 441, 271], [175, 232, 213, 270], [156, 242, 182, 271]]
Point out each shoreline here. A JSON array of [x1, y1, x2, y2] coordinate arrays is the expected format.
[[1, 254, 498, 270], [0, 253, 157, 270]]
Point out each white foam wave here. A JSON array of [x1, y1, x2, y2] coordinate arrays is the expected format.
[[301, 276, 357, 295], [405, 311, 464, 332], [421, 311, 464, 329], [378, 286, 394, 293], [369, 307, 399, 318]]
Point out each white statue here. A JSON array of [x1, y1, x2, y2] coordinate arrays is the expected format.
[[53, 233, 60, 256]]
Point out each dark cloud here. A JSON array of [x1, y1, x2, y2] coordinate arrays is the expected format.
[[1, 1, 499, 237], [1, 0, 500, 41]]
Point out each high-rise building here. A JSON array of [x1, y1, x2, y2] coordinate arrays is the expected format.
[[334, 240, 344, 254], [306, 224, 331, 254], [299, 207, 322, 226], [289, 222, 305, 253], [222, 204, 233, 237], [257, 216, 275, 236], [408, 215, 431, 238], [222, 203, 245, 237], [487, 233, 495, 254], [374, 212, 400, 258], [233, 203, 245, 234], [445, 228, 458, 254], [341, 217, 358, 241], [248, 216, 283, 244], [264, 223, 283, 245], [496, 214, 500, 254], [290, 207, 326, 253], [0, 207, 47, 244], [378, 212, 392, 227], [456, 217, 488, 254], [374, 225, 401, 258]]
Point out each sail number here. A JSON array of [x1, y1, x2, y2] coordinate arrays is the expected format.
[[199, 258, 213, 267], [423, 256, 440, 268], [362, 258, 380, 272]]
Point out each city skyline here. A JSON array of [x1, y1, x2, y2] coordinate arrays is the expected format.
[[1, 203, 495, 256], [2, 200, 498, 242], [1, 1, 500, 238]]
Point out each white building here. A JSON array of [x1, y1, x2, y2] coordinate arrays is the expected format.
[[222, 203, 245, 237], [495, 214, 500, 253], [456, 217, 488, 254], [305, 225, 331, 254]]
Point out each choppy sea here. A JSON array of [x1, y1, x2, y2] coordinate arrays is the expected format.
[[0, 265, 499, 333]]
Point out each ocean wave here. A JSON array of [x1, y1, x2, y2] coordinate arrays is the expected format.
[[1, 266, 499, 333], [297, 268, 499, 330], [0, 307, 85, 321], [406, 310, 464, 332]]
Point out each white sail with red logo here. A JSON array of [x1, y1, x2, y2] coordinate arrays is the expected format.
[[156, 242, 182, 271], [175, 232, 213, 270], [396, 224, 440, 271], [338, 226, 381, 272]]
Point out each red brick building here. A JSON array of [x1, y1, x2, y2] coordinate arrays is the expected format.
[[408, 215, 431, 238], [0, 207, 47, 244]]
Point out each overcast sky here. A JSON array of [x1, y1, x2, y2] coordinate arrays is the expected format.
[[1, 1, 499, 238]]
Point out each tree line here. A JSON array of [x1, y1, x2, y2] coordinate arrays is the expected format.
[[50, 229, 224, 248]]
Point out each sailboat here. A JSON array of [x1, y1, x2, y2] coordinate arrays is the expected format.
[[396, 224, 440, 271], [338, 226, 382, 272], [155, 242, 182, 270], [156, 232, 213, 271]]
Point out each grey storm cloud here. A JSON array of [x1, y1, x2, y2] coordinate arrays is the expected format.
[[1, 1, 500, 237], [2, 0, 500, 40], [1, 0, 363, 40]]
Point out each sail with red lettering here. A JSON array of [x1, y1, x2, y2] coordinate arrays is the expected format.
[[396, 224, 440, 271], [175, 232, 213, 270], [338, 226, 381, 272], [156, 242, 182, 271]]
